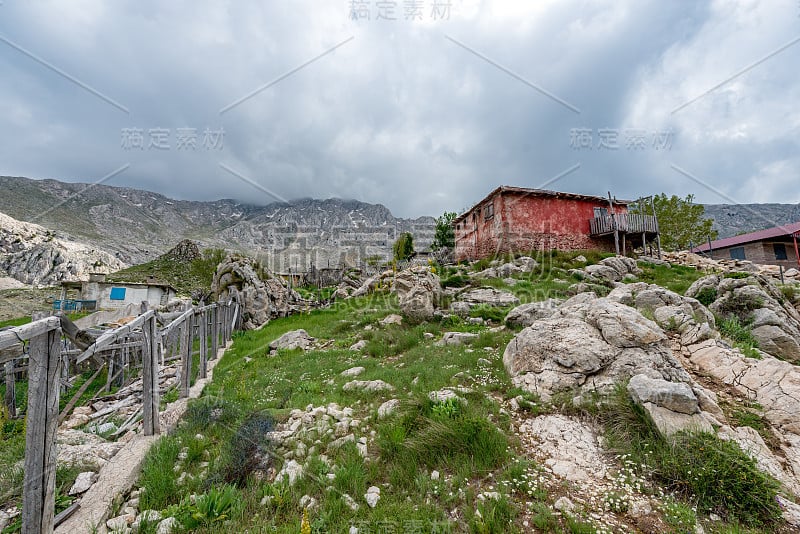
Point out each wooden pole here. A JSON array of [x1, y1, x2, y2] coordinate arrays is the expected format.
[[142, 314, 160, 436], [199, 310, 207, 379], [608, 192, 619, 255], [4, 360, 16, 418], [650, 196, 662, 260], [180, 315, 192, 398], [793, 232, 800, 267], [211, 305, 219, 360], [707, 236, 714, 259], [22, 327, 61, 534]]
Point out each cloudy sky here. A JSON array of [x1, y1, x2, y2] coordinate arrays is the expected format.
[[1, 0, 799, 218]]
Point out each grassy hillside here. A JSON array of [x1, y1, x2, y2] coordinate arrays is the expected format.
[[106, 246, 226, 297], [123, 252, 788, 533]]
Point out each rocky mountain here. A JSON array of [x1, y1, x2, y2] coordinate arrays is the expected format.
[[0, 176, 435, 276], [0, 211, 127, 286], [703, 203, 800, 238]]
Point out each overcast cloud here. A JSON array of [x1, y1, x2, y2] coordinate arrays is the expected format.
[[0, 0, 798, 218]]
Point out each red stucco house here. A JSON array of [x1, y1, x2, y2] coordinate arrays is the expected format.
[[453, 186, 659, 262]]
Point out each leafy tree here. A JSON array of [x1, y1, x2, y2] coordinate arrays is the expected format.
[[631, 193, 717, 251], [393, 232, 415, 261], [431, 211, 457, 250]]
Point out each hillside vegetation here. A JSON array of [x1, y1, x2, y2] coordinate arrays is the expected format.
[[121, 250, 800, 533], [106, 242, 226, 297]]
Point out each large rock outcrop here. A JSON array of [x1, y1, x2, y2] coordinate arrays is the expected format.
[[392, 266, 441, 321], [686, 274, 800, 362], [212, 255, 303, 329], [503, 293, 690, 401]]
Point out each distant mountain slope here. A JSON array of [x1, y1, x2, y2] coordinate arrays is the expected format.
[[0, 211, 127, 286], [0, 176, 435, 269], [703, 203, 800, 239]]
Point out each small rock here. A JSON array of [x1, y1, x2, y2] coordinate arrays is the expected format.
[[380, 314, 403, 325], [269, 329, 315, 351], [276, 459, 304, 485], [69, 471, 96, 495], [106, 514, 133, 530], [156, 516, 178, 534], [554, 496, 575, 513], [94, 422, 117, 435], [299, 494, 318, 511], [378, 399, 400, 418], [431, 470, 440, 480], [343, 493, 360, 511], [132, 510, 162, 530], [629, 500, 652, 517], [343, 380, 394, 392], [364, 486, 381, 508], [349, 340, 368, 351], [341, 366, 366, 377]]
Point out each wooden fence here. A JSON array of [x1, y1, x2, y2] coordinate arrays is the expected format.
[[589, 213, 659, 236], [0, 300, 240, 534]]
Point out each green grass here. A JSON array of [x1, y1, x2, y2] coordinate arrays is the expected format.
[[132, 295, 560, 533], [599, 384, 782, 527], [717, 316, 760, 358], [107, 247, 226, 296], [636, 263, 706, 294], [0, 317, 31, 329]]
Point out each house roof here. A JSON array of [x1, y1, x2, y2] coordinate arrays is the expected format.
[[453, 186, 630, 224], [692, 221, 800, 252]]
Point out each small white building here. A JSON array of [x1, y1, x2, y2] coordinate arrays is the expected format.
[[59, 273, 177, 310]]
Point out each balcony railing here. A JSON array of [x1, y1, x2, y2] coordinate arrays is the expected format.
[[589, 213, 658, 236]]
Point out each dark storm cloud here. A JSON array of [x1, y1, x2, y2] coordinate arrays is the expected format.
[[1, 0, 798, 218]]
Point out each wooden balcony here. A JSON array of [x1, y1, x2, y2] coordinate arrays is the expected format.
[[589, 213, 658, 236]]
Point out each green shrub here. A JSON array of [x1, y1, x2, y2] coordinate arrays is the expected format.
[[430, 398, 462, 419], [718, 316, 760, 358], [780, 284, 797, 303], [469, 495, 517, 533], [600, 385, 782, 526], [164, 485, 240, 530], [695, 286, 718, 306], [441, 274, 469, 288], [724, 272, 751, 279], [469, 305, 509, 323], [716, 294, 765, 321]]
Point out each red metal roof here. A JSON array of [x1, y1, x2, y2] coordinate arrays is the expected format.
[[453, 186, 629, 224], [692, 221, 800, 252]]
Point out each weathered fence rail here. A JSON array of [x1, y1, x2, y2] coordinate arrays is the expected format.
[[0, 300, 240, 534]]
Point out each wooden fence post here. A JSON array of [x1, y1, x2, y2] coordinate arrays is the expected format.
[[22, 326, 61, 534], [210, 305, 219, 360], [180, 314, 193, 398], [199, 309, 207, 379], [4, 360, 16, 418], [142, 313, 160, 436]]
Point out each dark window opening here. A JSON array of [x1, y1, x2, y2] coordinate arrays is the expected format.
[[484, 203, 494, 220], [729, 247, 746, 260], [593, 207, 608, 218], [774, 243, 788, 260]]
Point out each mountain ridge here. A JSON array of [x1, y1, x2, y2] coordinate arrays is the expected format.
[[0, 175, 436, 272]]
